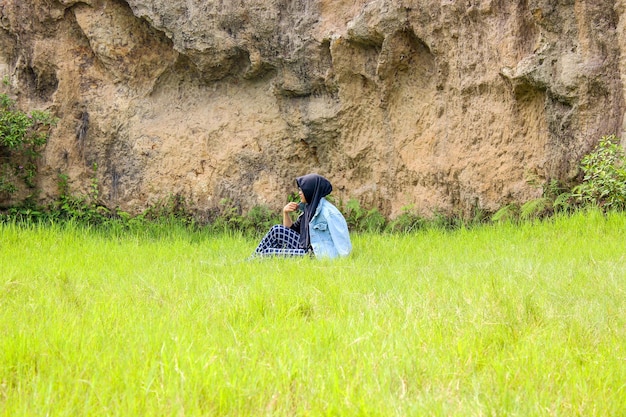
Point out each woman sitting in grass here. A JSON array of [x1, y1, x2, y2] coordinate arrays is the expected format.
[[251, 173, 352, 259]]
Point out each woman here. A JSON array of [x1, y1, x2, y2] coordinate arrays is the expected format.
[[252, 173, 352, 258]]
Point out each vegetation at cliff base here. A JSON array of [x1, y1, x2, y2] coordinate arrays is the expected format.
[[1, 209, 625, 416]]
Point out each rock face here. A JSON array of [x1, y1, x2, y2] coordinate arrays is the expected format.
[[1, 0, 624, 217]]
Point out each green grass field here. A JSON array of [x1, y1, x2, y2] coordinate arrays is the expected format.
[[1, 210, 626, 416]]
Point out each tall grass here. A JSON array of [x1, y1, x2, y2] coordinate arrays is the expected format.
[[1, 210, 625, 416]]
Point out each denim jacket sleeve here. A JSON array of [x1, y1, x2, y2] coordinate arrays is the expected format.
[[309, 198, 352, 258], [327, 209, 352, 257]]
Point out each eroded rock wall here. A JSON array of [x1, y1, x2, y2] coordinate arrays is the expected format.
[[0, 0, 624, 216]]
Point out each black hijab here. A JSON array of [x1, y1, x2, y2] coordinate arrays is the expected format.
[[295, 173, 332, 249]]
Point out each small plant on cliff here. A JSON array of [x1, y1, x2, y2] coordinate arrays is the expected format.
[[387, 204, 426, 233], [518, 179, 573, 221], [491, 203, 520, 223], [51, 172, 112, 225], [209, 198, 280, 235], [0, 93, 57, 198], [494, 180, 576, 223], [572, 134, 626, 211], [344, 198, 386, 233]]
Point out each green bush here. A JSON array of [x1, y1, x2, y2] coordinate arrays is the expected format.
[[0, 93, 57, 197], [344, 198, 387, 233], [387, 205, 426, 233], [207, 198, 280, 236], [518, 180, 573, 221], [572, 134, 626, 211]]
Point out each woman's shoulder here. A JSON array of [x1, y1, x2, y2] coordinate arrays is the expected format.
[[319, 197, 334, 208], [319, 198, 342, 215]]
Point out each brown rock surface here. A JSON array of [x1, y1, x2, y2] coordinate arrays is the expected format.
[[1, 0, 624, 217]]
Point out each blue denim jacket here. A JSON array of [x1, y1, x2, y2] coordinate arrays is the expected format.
[[309, 198, 352, 258]]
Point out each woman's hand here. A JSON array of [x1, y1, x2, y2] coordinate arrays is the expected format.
[[283, 202, 299, 213], [282, 202, 299, 227]]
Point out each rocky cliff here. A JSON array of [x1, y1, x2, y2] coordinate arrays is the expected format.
[[1, 0, 624, 217]]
